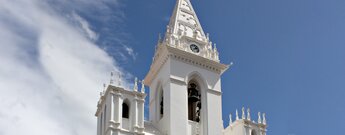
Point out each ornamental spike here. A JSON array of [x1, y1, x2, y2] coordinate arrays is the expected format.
[[236, 109, 239, 120], [117, 72, 122, 87], [263, 113, 267, 125], [229, 113, 233, 126], [242, 107, 246, 119], [141, 80, 145, 93], [134, 77, 138, 91], [110, 71, 114, 84], [258, 112, 262, 124], [214, 43, 218, 52], [247, 108, 251, 120]]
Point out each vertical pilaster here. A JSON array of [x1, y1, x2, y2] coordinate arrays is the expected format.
[[110, 93, 115, 125], [113, 91, 122, 129], [97, 115, 100, 135], [132, 95, 138, 132], [138, 99, 144, 128], [205, 89, 223, 135], [118, 95, 123, 127], [137, 96, 145, 134]]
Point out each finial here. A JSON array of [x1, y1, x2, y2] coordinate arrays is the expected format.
[[242, 107, 245, 119], [167, 25, 170, 33], [110, 71, 114, 84], [236, 109, 239, 120], [134, 77, 138, 91], [263, 113, 266, 125], [101, 83, 106, 96], [193, 29, 198, 38], [141, 80, 145, 93], [229, 113, 233, 126], [206, 33, 210, 40], [258, 112, 262, 124], [214, 43, 218, 51], [117, 72, 122, 87], [247, 108, 251, 120], [158, 33, 162, 43]]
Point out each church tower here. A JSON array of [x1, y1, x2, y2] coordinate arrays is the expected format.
[[144, 0, 229, 135], [95, 0, 268, 135]]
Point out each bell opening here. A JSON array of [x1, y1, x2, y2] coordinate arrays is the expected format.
[[188, 82, 201, 122]]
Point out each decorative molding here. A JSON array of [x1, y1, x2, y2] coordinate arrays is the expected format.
[[207, 88, 222, 96], [169, 75, 186, 85], [145, 44, 229, 86]]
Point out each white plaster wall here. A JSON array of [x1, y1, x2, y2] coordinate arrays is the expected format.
[[97, 113, 101, 135], [170, 58, 223, 135], [206, 92, 223, 135], [148, 57, 223, 135], [224, 120, 266, 135], [223, 123, 245, 135], [170, 58, 221, 91], [149, 59, 171, 134], [168, 79, 188, 135]]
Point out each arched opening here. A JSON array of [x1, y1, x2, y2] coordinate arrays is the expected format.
[[251, 130, 257, 135], [159, 88, 164, 119], [122, 102, 129, 119], [187, 81, 201, 122]]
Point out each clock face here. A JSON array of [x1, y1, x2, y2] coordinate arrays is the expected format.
[[190, 44, 200, 53]]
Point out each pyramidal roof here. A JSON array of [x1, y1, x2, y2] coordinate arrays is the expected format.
[[166, 0, 206, 40]]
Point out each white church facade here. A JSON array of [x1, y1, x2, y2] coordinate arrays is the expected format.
[[95, 0, 268, 135]]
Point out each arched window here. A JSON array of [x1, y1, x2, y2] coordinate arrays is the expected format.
[[159, 88, 164, 119], [188, 82, 201, 122], [122, 102, 129, 118], [251, 130, 257, 135]]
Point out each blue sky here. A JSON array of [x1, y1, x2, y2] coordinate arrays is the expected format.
[[120, 0, 345, 134], [0, 0, 344, 135]]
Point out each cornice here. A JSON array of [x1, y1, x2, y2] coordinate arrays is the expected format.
[[167, 45, 229, 73], [207, 88, 222, 96], [144, 45, 229, 86], [169, 75, 187, 85]]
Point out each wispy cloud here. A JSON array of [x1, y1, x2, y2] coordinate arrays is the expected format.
[[71, 12, 99, 41], [0, 0, 132, 135], [123, 45, 138, 60]]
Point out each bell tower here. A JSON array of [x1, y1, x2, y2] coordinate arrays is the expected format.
[[144, 0, 229, 134]]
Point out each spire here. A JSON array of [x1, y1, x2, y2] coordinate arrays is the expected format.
[[258, 112, 262, 124], [166, 0, 206, 41]]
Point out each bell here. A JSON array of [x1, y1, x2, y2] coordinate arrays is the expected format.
[[188, 86, 200, 102], [197, 101, 201, 108], [188, 83, 200, 102], [196, 117, 200, 122]]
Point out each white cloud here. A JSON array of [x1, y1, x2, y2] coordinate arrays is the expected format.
[[0, 0, 131, 135]]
